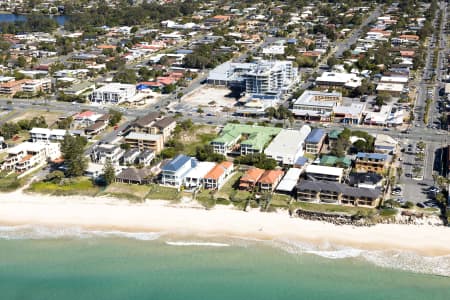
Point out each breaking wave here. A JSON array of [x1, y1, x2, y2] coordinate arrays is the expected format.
[[165, 241, 230, 247], [270, 238, 450, 277], [0, 225, 162, 241]]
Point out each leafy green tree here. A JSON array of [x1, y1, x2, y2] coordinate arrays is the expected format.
[[17, 55, 27, 68], [60, 133, 88, 177], [108, 109, 123, 126], [113, 68, 137, 84], [375, 93, 391, 106], [103, 159, 116, 185]]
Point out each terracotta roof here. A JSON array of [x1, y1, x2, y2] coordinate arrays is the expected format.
[[19, 154, 33, 163], [240, 167, 265, 183], [0, 79, 31, 88], [204, 161, 233, 180], [258, 169, 284, 184], [399, 34, 419, 41]]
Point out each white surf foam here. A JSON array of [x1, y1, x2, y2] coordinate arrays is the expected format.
[[165, 241, 230, 247], [270, 238, 450, 277], [0, 225, 162, 241]]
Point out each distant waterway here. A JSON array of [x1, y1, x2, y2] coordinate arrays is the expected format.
[[0, 14, 67, 25]]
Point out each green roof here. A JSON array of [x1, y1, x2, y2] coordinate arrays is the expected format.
[[328, 129, 342, 140], [212, 123, 281, 151], [320, 155, 351, 168]]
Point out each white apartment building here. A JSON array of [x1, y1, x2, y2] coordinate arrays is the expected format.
[[243, 60, 297, 95], [89, 83, 136, 104], [21, 79, 52, 94], [30, 128, 68, 142], [2, 142, 60, 172]]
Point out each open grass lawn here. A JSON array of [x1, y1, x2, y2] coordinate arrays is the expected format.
[[216, 172, 242, 198], [100, 182, 151, 201], [269, 193, 291, 208], [11, 110, 62, 127], [146, 184, 180, 201], [179, 125, 217, 156], [290, 201, 376, 216], [0, 171, 21, 192], [27, 177, 100, 196]]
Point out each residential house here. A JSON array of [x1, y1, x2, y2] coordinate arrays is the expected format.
[[305, 128, 326, 154], [137, 150, 155, 166], [355, 152, 390, 174], [160, 154, 198, 187], [116, 167, 152, 184], [258, 169, 284, 191], [203, 161, 234, 190], [276, 168, 303, 195], [184, 161, 216, 189], [124, 132, 164, 153], [239, 167, 265, 190], [90, 143, 125, 165], [72, 111, 103, 128], [122, 148, 140, 165]]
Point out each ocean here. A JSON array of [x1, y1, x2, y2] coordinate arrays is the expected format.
[[0, 226, 449, 300]]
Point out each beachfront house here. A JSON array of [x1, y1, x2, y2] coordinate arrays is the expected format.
[[203, 161, 234, 190], [239, 167, 265, 190], [258, 169, 285, 192], [160, 154, 197, 187]]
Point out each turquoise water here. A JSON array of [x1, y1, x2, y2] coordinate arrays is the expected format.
[[0, 230, 449, 300]]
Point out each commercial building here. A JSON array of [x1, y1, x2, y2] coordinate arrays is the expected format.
[[315, 72, 362, 89], [305, 128, 326, 154], [264, 126, 311, 165], [374, 134, 398, 154], [291, 91, 342, 121], [211, 123, 281, 155], [124, 132, 164, 153], [355, 152, 390, 174], [333, 103, 365, 124], [296, 180, 381, 207], [89, 83, 137, 104]]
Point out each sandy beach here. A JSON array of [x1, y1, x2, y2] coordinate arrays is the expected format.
[[0, 191, 449, 256]]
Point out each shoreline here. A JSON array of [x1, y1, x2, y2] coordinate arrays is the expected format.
[[0, 191, 450, 256]]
